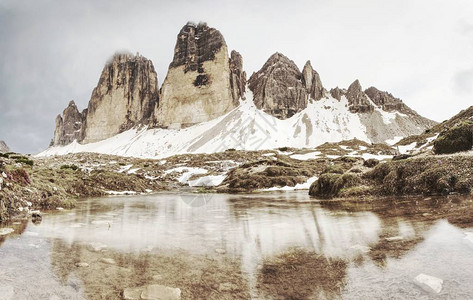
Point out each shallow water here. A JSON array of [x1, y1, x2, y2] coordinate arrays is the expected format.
[[1, 191, 473, 299]]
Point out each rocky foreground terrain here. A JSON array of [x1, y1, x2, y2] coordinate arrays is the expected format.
[[1, 138, 394, 222], [3, 114, 473, 224]]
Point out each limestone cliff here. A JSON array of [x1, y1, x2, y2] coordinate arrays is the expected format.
[[155, 22, 243, 128], [82, 52, 159, 143], [51, 100, 86, 146]]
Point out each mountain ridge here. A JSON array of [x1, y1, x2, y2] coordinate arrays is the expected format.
[[46, 22, 436, 158]]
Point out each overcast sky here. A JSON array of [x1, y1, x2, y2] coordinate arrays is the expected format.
[[1, 0, 472, 153]]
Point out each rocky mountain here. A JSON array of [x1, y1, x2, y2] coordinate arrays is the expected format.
[[396, 105, 473, 155], [248, 53, 312, 119], [44, 21, 437, 158], [0, 140, 10, 153], [155, 22, 244, 128], [82, 53, 159, 143], [51, 100, 86, 146]]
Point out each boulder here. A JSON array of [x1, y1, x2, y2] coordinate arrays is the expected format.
[[124, 284, 181, 300], [414, 273, 443, 294], [433, 121, 473, 154], [141, 284, 181, 300], [155, 22, 240, 128]]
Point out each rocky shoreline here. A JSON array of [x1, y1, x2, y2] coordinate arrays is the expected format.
[[2, 135, 473, 223]]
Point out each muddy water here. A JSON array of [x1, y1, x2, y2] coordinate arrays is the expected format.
[[1, 192, 473, 299]]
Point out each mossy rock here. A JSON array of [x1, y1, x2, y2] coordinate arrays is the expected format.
[[433, 121, 473, 154], [323, 164, 344, 174], [363, 158, 379, 168], [309, 173, 361, 198]]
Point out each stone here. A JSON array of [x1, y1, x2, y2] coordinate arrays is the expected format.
[[123, 287, 143, 300], [51, 100, 85, 146], [414, 273, 443, 294], [218, 282, 239, 292], [301, 60, 325, 100], [155, 22, 239, 128], [75, 262, 89, 267], [385, 236, 404, 241], [0, 284, 14, 300], [99, 257, 116, 265], [152, 274, 163, 281], [140, 284, 181, 300], [0, 228, 14, 236], [88, 242, 107, 252], [30, 210, 42, 218], [248, 52, 308, 119], [346, 80, 374, 113], [82, 52, 159, 143], [215, 248, 226, 254], [0, 141, 10, 153]]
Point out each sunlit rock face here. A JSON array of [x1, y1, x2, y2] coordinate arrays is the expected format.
[[155, 22, 243, 128], [51, 101, 86, 146], [82, 53, 159, 143]]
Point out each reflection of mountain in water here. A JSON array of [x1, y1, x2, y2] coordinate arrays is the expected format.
[[2, 193, 473, 298]]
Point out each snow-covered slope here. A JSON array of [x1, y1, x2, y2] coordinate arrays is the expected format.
[[37, 92, 428, 159]]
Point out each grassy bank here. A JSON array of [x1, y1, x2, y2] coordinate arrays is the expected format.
[[310, 154, 473, 199]]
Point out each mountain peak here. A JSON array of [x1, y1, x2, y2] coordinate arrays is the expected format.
[[0, 140, 10, 153]]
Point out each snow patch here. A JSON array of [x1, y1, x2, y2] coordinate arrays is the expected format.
[[290, 151, 322, 161], [188, 174, 227, 187], [260, 176, 318, 191]]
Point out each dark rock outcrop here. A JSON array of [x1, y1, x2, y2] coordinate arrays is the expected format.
[[82, 52, 159, 143], [365, 86, 415, 114], [330, 87, 346, 101], [433, 121, 473, 154], [0, 141, 10, 153], [346, 80, 374, 113], [156, 22, 240, 128], [301, 61, 325, 101], [229, 50, 246, 102], [51, 101, 86, 146], [169, 22, 225, 73], [249, 53, 308, 119]]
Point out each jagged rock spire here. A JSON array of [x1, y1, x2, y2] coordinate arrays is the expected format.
[[155, 22, 243, 128]]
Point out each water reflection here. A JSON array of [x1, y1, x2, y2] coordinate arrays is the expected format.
[[0, 192, 472, 299]]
